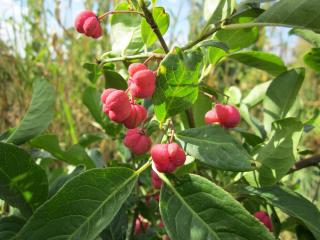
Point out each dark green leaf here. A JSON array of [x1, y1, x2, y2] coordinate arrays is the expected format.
[[255, 118, 303, 186], [30, 134, 96, 169], [152, 47, 203, 122], [83, 63, 102, 84], [7, 80, 55, 145], [0, 142, 48, 217], [197, 40, 229, 52], [78, 133, 105, 147], [0, 216, 25, 239], [110, 2, 144, 54], [160, 174, 275, 240], [176, 125, 253, 171], [16, 168, 138, 240], [296, 225, 317, 240], [228, 51, 287, 76], [255, 0, 320, 32], [263, 68, 304, 132], [48, 165, 85, 197], [238, 185, 320, 239], [103, 69, 127, 90], [215, 8, 264, 51], [141, 7, 169, 47], [304, 48, 320, 72], [101, 207, 128, 240]]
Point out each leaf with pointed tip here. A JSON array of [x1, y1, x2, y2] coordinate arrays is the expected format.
[[0, 142, 48, 217], [263, 68, 304, 132], [141, 7, 169, 47], [7, 80, 55, 145], [152, 48, 203, 122], [160, 174, 275, 240], [176, 125, 253, 171], [16, 168, 138, 240], [255, 0, 320, 32], [228, 51, 287, 76], [30, 134, 96, 169]]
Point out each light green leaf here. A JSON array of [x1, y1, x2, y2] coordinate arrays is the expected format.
[[238, 185, 320, 240], [141, 7, 169, 47], [263, 68, 305, 132], [160, 174, 275, 240], [7, 80, 55, 145], [30, 134, 96, 169], [228, 51, 287, 76], [152, 47, 203, 122], [255, 0, 320, 32], [176, 125, 253, 171], [215, 8, 263, 51], [242, 80, 271, 107], [110, 2, 144, 54], [204, 0, 235, 24], [16, 168, 138, 240], [255, 118, 303, 186], [304, 48, 320, 72], [0, 216, 25, 239], [290, 29, 320, 48], [0, 142, 48, 217]]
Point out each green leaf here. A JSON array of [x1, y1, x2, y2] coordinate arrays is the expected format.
[[16, 168, 138, 240], [83, 63, 102, 84], [255, 0, 320, 32], [204, 0, 235, 24], [190, 94, 213, 127], [304, 48, 320, 72], [255, 118, 303, 186], [289, 29, 320, 48], [100, 207, 128, 240], [103, 68, 127, 90], [110, 2, 144, 54], [197, 40, 229, 52], [152, 47, 203, 122], [30, 134, 96, 169], [160, 174, 275, 240], [228, 51, 287, 76], [78, 133, 105, 147], [263, 68, 305, 132], [0, 142, 48, 217], [239, 104, 266, 138], [0, 216, 25, 239], [48, 165, 85, 197], [7, 80, 55, 145], [242, 80, 271, 107], [238, 185, 320, 239], [141, 7, 169, 47], [176, 125, 253, 171], [215, 8, 264, 51]]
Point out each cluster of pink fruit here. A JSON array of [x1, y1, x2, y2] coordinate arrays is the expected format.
[[100, 63, 186, 174], [74, 11, 102, 39]]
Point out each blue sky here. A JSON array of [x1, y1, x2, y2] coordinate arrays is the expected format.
[[0, 0, 298, 62]]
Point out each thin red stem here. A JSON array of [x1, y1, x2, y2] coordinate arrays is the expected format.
[[98, 10, 145, 21]]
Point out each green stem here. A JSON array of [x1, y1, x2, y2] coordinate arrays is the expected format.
[[135, 158, 152, 175], [99, 53, 165, 64], [137, 0, 169, 53], [181, 26, 221, 51], [98, 10, 145, 21]]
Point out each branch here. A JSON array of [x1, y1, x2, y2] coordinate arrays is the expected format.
[[288, 155, 320, 174], [99, 53, 165, 64], [98, 10, 145, 21], [137, 0, 169, 53], [181, 26, 221, 51]]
